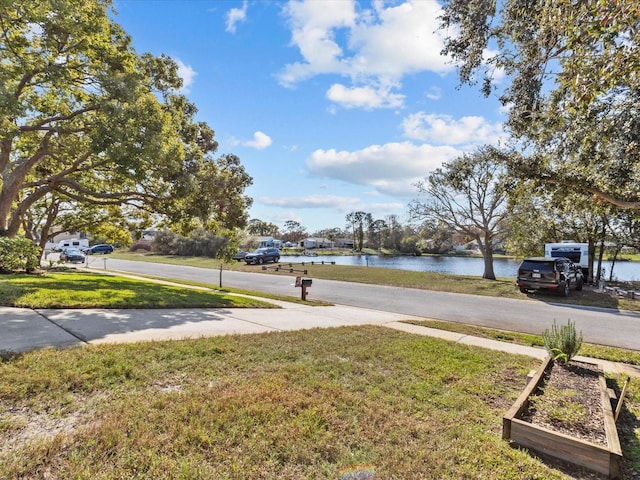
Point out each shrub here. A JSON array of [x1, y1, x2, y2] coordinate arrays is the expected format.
[[0, 237, 41, 273], [152, 229, 229, 257], [542, 319, 583, 365], [129, 240, 153, 252]]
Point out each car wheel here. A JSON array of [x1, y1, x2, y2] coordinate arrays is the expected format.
[[562, 281, 570, 297], [274, 256, 280, 263], [519, 288, 528, 294], [258, 257, 264, 265]]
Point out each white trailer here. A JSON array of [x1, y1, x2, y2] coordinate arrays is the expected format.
[[54, 238, 89, 251], [544, 242, 589, 275]]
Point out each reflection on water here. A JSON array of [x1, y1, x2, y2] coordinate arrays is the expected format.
[[279, 254, 639, 281]]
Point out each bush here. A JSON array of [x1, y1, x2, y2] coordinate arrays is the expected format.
[[0, 237, 41, 273], [129, 239, 153, 252], [542, 319, 583, 365], [152, 229, 229, 257]]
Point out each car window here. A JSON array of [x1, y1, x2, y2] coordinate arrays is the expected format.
[[520, 260, 554, 273]]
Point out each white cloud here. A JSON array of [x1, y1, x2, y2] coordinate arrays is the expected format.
[[260, 194, 359, 209], [278, 0, 452, 109], [306, 141, 460, 197], [326, 83, 404, 109], [425, 86, 442, 100], [225, 0, 248, 34], [175, 59, 197, 93], [347, 1, 451, 79], [400, 113, 505, 147], [257, 194, 405, 222], [244, 131, 272, 150]]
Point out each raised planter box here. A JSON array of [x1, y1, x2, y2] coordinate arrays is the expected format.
[[503, 356, 623, 479]]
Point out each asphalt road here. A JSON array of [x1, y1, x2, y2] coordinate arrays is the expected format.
[[93, 257, 640, 351]]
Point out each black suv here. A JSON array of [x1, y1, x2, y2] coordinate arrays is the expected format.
[[516, 257, 584, 297], [243, 247, 280, 265]]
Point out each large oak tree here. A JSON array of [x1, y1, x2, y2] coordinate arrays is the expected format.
[[440, 0, 640, 210], [410, 146, 512, 280], [0, 0, 252, 242]]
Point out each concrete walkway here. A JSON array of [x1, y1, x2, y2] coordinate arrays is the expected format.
[[1, 301, 639, 379]]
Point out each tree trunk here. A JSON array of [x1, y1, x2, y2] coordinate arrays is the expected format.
[[482, 250, 496, 280], [587, 238, 596, 284], [597, 237, 606, 283], [480, 232, 496, 280]]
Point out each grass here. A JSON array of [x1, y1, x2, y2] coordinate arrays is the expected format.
[[5, 326, 636, 479], [0, 270, 276, 309], [1, 262, 639, 477], [404, 319, 640, 366], [113, 252, 640, 312]]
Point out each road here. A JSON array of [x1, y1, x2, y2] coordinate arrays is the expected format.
[[94, 257, 640, 351]]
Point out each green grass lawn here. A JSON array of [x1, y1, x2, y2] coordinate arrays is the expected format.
[[1, 267, 639, 478], [4, 326, 637, 479], [0, 270, 277, 309], [405, 319, 640, 366]]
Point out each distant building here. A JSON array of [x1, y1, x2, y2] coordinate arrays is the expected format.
[[256, 236, 282, 248], [334, 238, 354, 249], [301, 237, 332, 249], [142, 227, 158, 240]]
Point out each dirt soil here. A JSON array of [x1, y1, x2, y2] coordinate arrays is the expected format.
[[521, 360, 613, 479], [523, 361, 607, 445]]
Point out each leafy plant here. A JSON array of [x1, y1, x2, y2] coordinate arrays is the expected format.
[[0, 237, 41, 273], [542, 320, 583, 365]]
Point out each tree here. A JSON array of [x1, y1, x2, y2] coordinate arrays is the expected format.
[[0, 0, 251, 241], [367, 219, 387, 250], [416, 219, 455, 254], [410, 146, 511, 279], [247, 219, 280, 237], [440, 0, 640, 210], [282, 220, 306, 244], [345, 211, 370, 252], [382, 214, 403, 251], [312, 227, 343, 247]]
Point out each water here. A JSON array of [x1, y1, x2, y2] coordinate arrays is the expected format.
[[279, 254, 640, 282]]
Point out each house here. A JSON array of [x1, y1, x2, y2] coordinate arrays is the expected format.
[[301, 237, 335, 249], [256, 236, 282, 248], [334, 238, 354, 249], [142, 227, 158, 240]]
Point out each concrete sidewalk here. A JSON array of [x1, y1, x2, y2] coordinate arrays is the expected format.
[[1, 302, 639, 379]]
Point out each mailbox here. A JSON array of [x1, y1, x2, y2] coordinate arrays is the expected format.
[[301, 278, 312, 287]]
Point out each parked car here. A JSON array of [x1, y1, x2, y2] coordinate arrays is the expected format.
[[232, 250, 248, 261], [60, 247, 85, 264], [85, 244, 114, 255], [243, 247, 280, 265], [516, 257, 584, 296]]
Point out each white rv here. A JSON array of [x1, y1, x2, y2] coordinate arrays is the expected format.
[[544, 242, 589, 274], [54, 238, 89, 252]]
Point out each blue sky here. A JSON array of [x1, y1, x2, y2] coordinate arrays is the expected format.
[[112, 0, 506, 233]]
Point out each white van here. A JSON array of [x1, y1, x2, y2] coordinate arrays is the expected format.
[[54, 238, 89, 252]]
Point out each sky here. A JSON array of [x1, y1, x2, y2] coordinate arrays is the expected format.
[[111, 0, 507, 234]]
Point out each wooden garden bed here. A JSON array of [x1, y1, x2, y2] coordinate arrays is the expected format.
[[503, 356, 623, 479]]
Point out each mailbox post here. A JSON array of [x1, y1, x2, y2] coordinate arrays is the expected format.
[[295, 276, 312, 300]]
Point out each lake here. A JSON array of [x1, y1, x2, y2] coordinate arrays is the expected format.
[[279, 254, 640, 282]]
